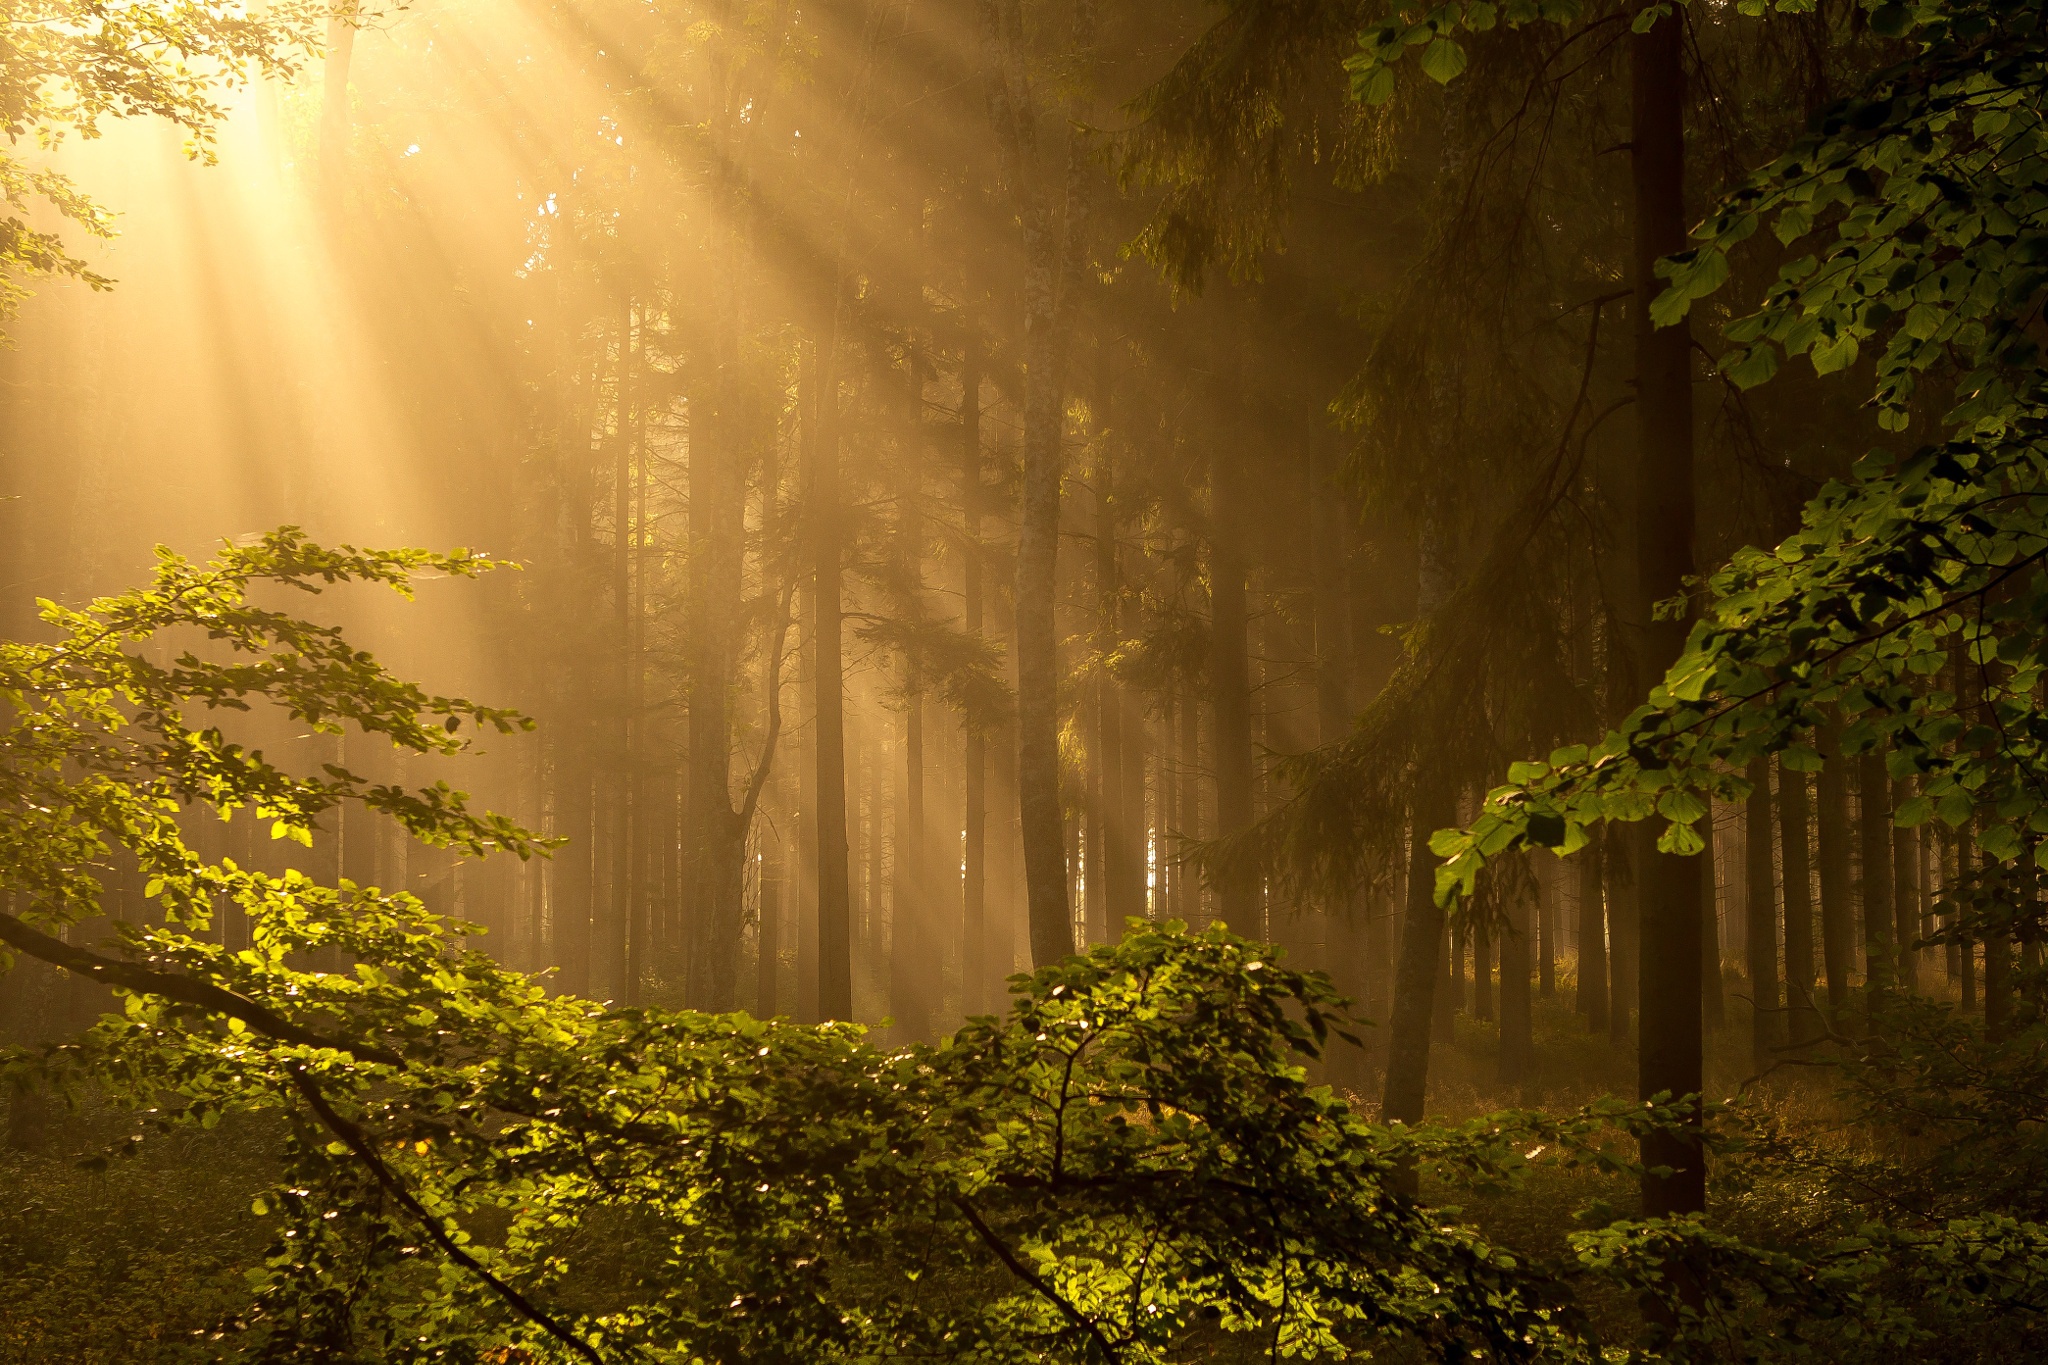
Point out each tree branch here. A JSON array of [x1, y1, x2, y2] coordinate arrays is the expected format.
[[950, 1194, 1123, 1364], [0, 911, 402, 1066]]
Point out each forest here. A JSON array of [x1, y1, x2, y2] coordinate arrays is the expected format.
[[1, 0, 2046, 1358]]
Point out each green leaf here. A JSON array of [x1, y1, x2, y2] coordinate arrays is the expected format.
[[1723, 344, 1781, 389], [1978, 823, 2022, 863], [1657, 821, 1706, 856], [1657, 788, 1708, 824], [1420, 38, 1468, 84], [1356, 63, 1397, 105], [1810, 330, 1861, 375]]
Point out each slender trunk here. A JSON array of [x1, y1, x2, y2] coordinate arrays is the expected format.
[[1985, 912, 2012, 1037], [1701, 798, 1725, 1030], [1538, 860, 1556, 998], [1210, 438, 1257, 936], [1445, 922, 1465, 1034], [1124, 702, 1147, 923], [1943, 828, 1961, 993], [554, 747, 593, 997], [797, 574, 819, 1023], [962, 352, 988, 1015], [811, 311, 854, 1020], [1631, 4, 1704, 1217], [1608, 829, 1639, 1046], [1382, 782, 1456, 1135], [1091, 353, 1118, 944], [1960, 826, 1978, 1010], [1498, 876, 1534, 1088], [1780, 761, 1819, 1044], [1311, 440, 1360, 1074], [1745, 758, 1781, 1070], [1381, 508, 1459, 1133], [600, 300, 638, 1004], [1578, 830, 1609, 1032], [1178, 693, 1200, 922], [1472, 921, 1493, 1021], [984, 0, 1091, 968], [1858, 751, 1895, 998], [758, 825, 781, 1015], [1816, 719, 1854, 1017], [686, 312, 752, 1011], [1893, 776, 1921, 994]]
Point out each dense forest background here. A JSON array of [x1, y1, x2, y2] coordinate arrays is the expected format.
[[2, 0, 2045, 1358], [0, 0, 1885, 1048]]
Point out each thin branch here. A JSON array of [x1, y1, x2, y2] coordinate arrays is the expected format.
[[0, 911, 402, 1066], [951, 1194, 1123, 1364], [286, 1065, 612, 1365]]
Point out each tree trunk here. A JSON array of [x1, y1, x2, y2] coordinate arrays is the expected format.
[[1382, 782, 1456, 1135], [1498, 875, 1534, 1089], [1578, 830, 1609, 1032], [811, 312, 854, 1021], [1892, 776, 1921, 994], [1816, 718, 1853, 1018], [1631, 5, 1703, 1217], [1701, 797, 1725, 1030], [1779, 761, 1819, 1044], [961, 351, 988, 1016], [983, 0, 1091, 969], [1092, 354, 1125, 943], [1745, 758, 1780, 1070], [685, 319, 752, 1012], [1608, 830, 1640, 1047], [758, 819, 781, 1015], [1209, 438, 1258, 937], [1858, 751, 1895, 998], [1472, 921, 1493, 1021], [1311, 440, 1360, 1076]]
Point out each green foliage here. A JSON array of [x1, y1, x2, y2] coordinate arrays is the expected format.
[[0, 0, 327, 316], [11, 533, 2048, 1358], [1429, 0, 2048, 908]]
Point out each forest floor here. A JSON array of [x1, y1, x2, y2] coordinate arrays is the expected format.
[[0, 982, 1848, 1363]]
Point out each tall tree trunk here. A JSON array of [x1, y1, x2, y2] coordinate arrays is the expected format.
[[811, 309, 854, 1020], [758, 823, 781, 1015], [1816, 718, 1854, 1018], [598, 300, 638, 1005], [1893, 776, 1921, 994], [1383, 783, 1456, 1152], [1472, 921, 1493, 1022], [1745, 758, 1781, 1070], [898, 688, 928, 1038], [1089, 379, 1118, 945], [961, 350, 988, 1016], [1311, 440, 1360, 1076], [1380, 508, 1459, 1133], [1578, 830, 1609, 1032], [685, 341, 749, 1012], [1631, 5, 1704, 1218], [1858, 751, 1895, 999], [1608, 830, 1640, 1046], [1538, 860, 1556, 999], [1499, 875, 1534, 1088], [1210, 437, 1258, 936], [797, 574, 819, 1023], [983, 0, 1090, 968], [1700, 797, 1725, 1030], [1780, 761, 1819, 1044]]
